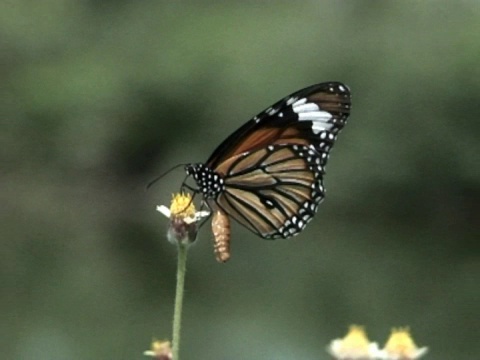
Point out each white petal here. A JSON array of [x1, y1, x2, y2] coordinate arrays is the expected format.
[[156, 205, 171, 218]]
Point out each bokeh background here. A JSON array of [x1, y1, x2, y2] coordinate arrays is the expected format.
[[2, 2, 479, 359]]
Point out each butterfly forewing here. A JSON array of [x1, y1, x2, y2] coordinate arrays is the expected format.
[[206, 82, 350, 170]]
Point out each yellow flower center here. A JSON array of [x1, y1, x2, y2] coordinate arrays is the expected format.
[[151, 340, 171, 353], [384, 327, 418, 355], [342, 325, 371, 350], [169, 193, 196, 218]]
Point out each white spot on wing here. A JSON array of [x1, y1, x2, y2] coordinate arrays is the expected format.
[[311, 119, 334, 133], [286, 96, 298, 106], [292, 98, 333, 134], [292, 98, 307, 107], [298, 111, 331, 122], [293, 103, 319, 113], [266, 107, 278, 115]]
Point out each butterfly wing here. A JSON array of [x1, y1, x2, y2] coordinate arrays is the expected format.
[[209, 144, 325, 239], [206, 82, 351, 171], [203, 82, 351, 239]]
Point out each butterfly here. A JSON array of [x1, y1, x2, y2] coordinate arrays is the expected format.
[[183, 82, 351, 261]]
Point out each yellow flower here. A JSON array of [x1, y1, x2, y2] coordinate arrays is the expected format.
[[381, 328, 428, 360], [157, 193, 210, 245], [169, 193, 196, 218], [327, 325, 381, 359], [143, 339, 172, 359], [157, 193, 210, 224]]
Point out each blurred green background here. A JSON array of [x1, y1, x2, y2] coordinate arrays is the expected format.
[[2, 2, 479, 359]]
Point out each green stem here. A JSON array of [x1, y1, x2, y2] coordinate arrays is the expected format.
[[172, 243, 188, 360]]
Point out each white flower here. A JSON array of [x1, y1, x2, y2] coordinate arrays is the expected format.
[[327, 325, 382, 360], [157, 193, 210, 245], [156, 205, 210, 225], [143, 340, 172, 359], [379, 328, 428, 360]]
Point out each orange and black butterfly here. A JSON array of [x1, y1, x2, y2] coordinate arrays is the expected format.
[[184, 82, 351, 261]]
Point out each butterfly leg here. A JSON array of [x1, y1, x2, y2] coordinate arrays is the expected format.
[[180, 182, 198, 195], [197, 201, 212, 230]]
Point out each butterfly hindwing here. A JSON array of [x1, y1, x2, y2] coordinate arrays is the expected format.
[[211, 143, 325, 239]]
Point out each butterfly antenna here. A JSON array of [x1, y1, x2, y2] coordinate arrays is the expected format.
[[178, 175, 198, 211], [176, 187, 202, 215], [177, 176, 209, 218], [145, 163, 188, 190]]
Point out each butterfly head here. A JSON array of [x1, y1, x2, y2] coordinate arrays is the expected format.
[[185, 163, 225, 199]]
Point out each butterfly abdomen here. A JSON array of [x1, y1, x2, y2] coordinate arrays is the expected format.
[[212, 210, 231, 262]]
